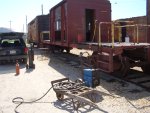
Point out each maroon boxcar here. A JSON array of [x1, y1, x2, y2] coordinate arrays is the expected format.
[[28, 14, 49, 47], [48, 0, 111, 52]]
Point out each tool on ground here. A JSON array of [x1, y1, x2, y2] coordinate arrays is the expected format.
[[26, 43, 35, 69], [51, 78, 105, 111], [16, 60, 20, 75]]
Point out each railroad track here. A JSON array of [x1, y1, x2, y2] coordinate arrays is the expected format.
[[115, 70, 150, 92], [50, 51, 150, 92], [51, 52, 81, 68]]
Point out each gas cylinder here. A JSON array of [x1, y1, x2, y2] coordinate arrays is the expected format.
[[16, 60, 20, 75]]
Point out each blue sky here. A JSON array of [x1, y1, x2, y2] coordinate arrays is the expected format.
[[0, 0, 146, 32]]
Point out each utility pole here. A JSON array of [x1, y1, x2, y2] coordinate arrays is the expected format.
[[23, 24, 24, 32], [9, 20, 12, 30], [26, 15, 28, 33], [41, 4, 43, 15]]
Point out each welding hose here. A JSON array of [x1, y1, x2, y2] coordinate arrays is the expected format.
[[12, 86, 53, 113]]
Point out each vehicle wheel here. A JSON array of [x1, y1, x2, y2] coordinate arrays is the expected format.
[[56, 93, 64, 101], [73, 101, 80, 111]]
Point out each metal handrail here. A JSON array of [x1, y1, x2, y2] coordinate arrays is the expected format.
[[98, 22, 112, 48], [98, 21, 150, 47]]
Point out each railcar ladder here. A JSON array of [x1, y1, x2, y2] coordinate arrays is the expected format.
[[96, 48, 114, 73]]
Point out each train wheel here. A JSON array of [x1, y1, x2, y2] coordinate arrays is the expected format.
[[73, 101, 80, 111], [60, 48, 64, 53], [141, 64, 150, 74], [66, 49, 70, 53]]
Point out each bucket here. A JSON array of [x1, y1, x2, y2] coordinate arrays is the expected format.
[[125, 36, 130, 43]]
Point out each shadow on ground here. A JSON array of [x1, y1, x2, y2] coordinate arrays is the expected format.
[[52, 98, 107, 113], [47, 52, 150, 112]]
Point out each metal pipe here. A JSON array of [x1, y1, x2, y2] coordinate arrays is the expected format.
[[111, 22, 115, 48], [115, 25, 135, 28], [136, 24, 139, 44], [98, 22, 112, 47], [118, 26, 122, 43], [98, 22, 101, 47], [114, 20, 134, 24], [115, 24, 150, 28]]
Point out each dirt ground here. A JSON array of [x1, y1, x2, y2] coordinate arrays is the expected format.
[[0, 48, 150, 113]]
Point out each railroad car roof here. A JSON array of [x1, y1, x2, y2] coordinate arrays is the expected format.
[[50, 0, 110, 11]]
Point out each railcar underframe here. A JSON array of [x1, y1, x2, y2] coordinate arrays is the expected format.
[[77, 42, 150, 76]]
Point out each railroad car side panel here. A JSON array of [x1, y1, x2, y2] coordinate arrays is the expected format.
[[49, 0, 111, 48], [67, 0, 111, 44], [28, 15, 49, 47]]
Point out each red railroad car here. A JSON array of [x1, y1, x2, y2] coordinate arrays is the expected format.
[[43, 0, 150, 75], [47, 0, 111, 52], [28, 14, 50, 47]]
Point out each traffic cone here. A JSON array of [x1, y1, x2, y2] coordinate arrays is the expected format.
[[16, 60, 20, 75]]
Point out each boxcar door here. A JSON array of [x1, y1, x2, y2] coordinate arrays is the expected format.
[[85, 9, 95, 42]]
